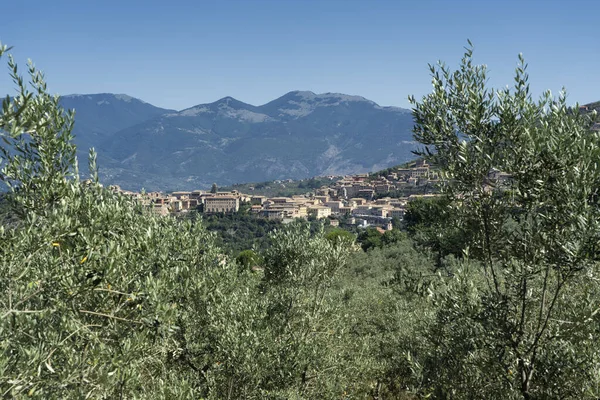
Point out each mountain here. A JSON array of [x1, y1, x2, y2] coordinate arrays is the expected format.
[[59, 93, 174, 160], [583, 100, 600, 111], [97, 91, 416, 191], [580, 101, 600, 131]]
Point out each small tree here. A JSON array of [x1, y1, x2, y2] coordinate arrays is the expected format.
[[235, 249, 261, 270], [0, 42, 241, 399], [408, 43, 600, 398], [357, 227, 383, 251], [324, 228, 355, 245]]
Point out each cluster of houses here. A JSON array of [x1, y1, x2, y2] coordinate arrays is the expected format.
[[109, 188, 246, 217], [329, 159, 438, 200], [109, 160, 442, 230]]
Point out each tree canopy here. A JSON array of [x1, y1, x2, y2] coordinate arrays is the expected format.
[[406, 43, 600, 398]]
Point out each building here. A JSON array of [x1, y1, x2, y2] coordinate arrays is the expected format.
[[352, 205, 372, 216], [271, 197, 291, 204], [171, 191, 191, 200], [294, 205, 308, 219], [204, 196, 240, 214], [375, 184, 393, 194], [389, 208, 405, 219], [266, 203, 307, 219], [181, 199, 198, 210], [314, 195, 329, 204], [151, 203, 169, 216], [308, 205, 332, 219], [390, 199, 407, 208], [412, 167, 429, 179], [370, 205, 390, 217], [261, 209, 284, 220], [415, 159, 429, 168], [338, 206, 353, 215], [170, 200, 183, 212], [190, 190, 205, 200], [215, 190, 240, 197], [251, 196, 267, 205], [325, 201, 344, 213]]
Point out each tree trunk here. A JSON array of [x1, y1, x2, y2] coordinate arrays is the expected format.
[[518, 358, 532, 400]]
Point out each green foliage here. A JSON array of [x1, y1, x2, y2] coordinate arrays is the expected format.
[[339, 238, 436, 398], [1, 184, 222, 398], [406, 43, 600, 398], [236, 249, 261, 269], [324, 227, 356, 245], [0, 192, 19, 228], [296, 177, 330, 190], [404, 196, 470, 267], [222, 176, 339, 198], [381, 229, 407, 248], [357, 227, 383, 251], [0, 52, 77, 218], [356, 227, 406, 252], [193, 210, 281, 254]]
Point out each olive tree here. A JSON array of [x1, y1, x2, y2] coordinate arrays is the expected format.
[[408, 43, 600, 398], [0, 42, 242, 399]]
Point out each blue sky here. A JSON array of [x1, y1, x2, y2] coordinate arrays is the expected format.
[[1, 0, 598, 110]]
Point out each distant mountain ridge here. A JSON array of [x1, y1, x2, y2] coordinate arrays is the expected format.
[[61, 91, 416, 191], [583, 100, 600, 112], [59, 93, 174, 168]]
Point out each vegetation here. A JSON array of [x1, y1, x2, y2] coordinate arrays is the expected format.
[[221, 176, 339, 198], [368, 161, 414, 178], [403, 195, 470, 267], [371, 186, 436, 200], [186, 207, 338, 256], [188, 208, 282, 254], [405, 44, 600, 398], [1, 41, 599, 400]]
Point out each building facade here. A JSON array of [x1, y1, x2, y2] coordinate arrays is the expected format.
[[204, 196, 240, 214]]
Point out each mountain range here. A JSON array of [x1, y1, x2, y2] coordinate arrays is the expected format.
[[60, 91, 417, 191]]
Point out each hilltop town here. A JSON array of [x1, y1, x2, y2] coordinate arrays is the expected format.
[[109, 159, 442, 231]]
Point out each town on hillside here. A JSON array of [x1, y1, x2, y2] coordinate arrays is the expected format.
[[109, 160, 443, 231]]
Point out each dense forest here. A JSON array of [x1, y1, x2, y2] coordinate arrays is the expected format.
[[1, 42, 600, 399]]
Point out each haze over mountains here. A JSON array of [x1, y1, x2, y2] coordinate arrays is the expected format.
[[61, 91, 417, 191]]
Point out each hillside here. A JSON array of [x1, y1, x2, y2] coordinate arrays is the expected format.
[[58, 94, 175, 175], [60, 93, 175, 142], [95, 91, 416, 191], [219, 176, 341, 198], [584, 100, 600, 111]]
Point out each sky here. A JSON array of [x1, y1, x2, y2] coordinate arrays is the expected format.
[[1, 0, 598, 111]]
